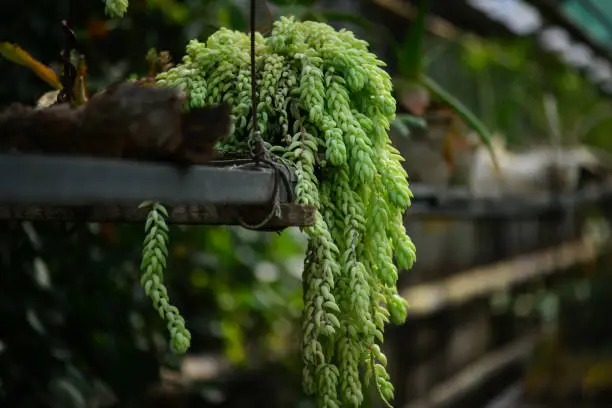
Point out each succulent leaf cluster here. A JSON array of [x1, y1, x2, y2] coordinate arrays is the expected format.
[[156, 17, 416, 407]]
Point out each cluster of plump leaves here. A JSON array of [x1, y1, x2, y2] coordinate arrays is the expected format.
[[157, 17, 416, 407], [139, 202, 191, 353]]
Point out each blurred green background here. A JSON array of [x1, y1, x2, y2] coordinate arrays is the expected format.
[[3, 0, 612, 407]]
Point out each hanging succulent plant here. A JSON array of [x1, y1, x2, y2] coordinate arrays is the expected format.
[[156, 17, 416, 407]]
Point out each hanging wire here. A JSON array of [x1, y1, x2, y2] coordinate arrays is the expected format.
[[250, 0, 259, 139]]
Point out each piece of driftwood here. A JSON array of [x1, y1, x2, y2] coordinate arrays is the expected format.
[[0, 82, 231, 165]]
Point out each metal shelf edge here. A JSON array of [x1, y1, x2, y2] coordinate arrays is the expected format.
[[0, 154, 293, 206]]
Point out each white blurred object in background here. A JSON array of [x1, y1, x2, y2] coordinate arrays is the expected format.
[[468, 0, 542, 35], [469, 134, 612, 198]]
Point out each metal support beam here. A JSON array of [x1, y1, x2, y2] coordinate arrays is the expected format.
[[0, 154, 315, 228]]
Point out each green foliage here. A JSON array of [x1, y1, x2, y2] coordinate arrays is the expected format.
[[422, 74, 494, 151], [0, 220, 308, 406], [390, 113, 427, 139], [103, 0, 129, 18], [0, 222, 165, 406], [157, 17, 416, 407], [456, 35, 612, 149], [139, 202, 191, 353], [393, 0, 496, 165], [397, 0, 428, 79]]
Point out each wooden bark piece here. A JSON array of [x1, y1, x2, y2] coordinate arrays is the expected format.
[[0, 82, 231, 165]]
